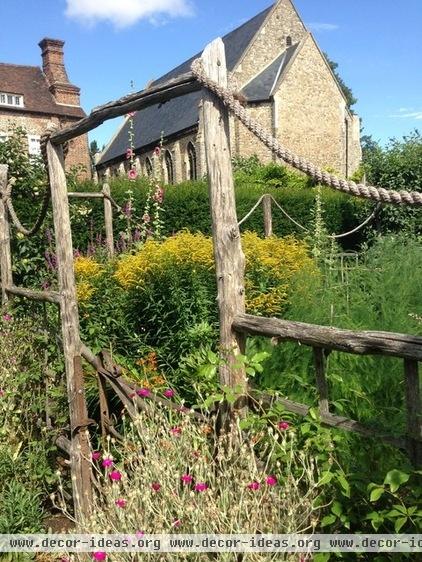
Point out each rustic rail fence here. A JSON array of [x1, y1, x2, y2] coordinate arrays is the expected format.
[[0, 37, 421, 522]]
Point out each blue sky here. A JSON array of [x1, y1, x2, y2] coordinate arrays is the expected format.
[[1, 0, 421, 149]]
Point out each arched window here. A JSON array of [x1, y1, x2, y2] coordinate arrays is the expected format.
[[187, 142, 197, 181], [286, 36, 292, 47], [165, 150, 174, 184], [145, 157, 153, 177]]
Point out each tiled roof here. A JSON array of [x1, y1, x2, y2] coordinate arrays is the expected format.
[[0, 63, 85, 118], [241, 43, 298, 102], [98, 4, 274, 166]]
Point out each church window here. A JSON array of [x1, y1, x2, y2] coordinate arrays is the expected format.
[[187, 142, 197, 181], [145, 157, 153, 176], [286, 36, 292, 47], [165, 150, 174, 184]]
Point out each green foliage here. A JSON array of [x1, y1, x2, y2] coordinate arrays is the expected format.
[[0, 481, 44, 533]]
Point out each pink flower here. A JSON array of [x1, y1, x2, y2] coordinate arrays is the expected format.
[[170, 426, 182, 436], [92, 553, 107, 561], [172, 519, 182, 527], [137, 388, 150, 398], [109, 470, 122, 481], [154, 146, 161, 157], [126, 148, 134, 159], [194, 482, 208, 492], [129, 392, 136, 399], [181, 474, 193, 484], [151, 482, 161, 491], [0, 389, 4, 397], [266, 475, 277, 486], [247, 481, 260, 491], [136, 531, 145, 538], [102, 457, 113, 468], [91, 451, 101, 461], [163, 389, 175, 398], [277, 421, 290, 431], [142, 213, 151, 224], [115, 498, 127, 508], [2, 313, 12, 322], [128, 168, 138, 180]]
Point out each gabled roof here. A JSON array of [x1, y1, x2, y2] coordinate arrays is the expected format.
[[0, 63, 84, 119], [241, 43, 298, 102], [98, 4, 274, 166]]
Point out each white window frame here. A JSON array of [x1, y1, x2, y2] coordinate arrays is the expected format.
[[28, 134, 41, 156], [0, 92, 24, 108]]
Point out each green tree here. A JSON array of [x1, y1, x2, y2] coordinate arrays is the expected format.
[[324, 52, 357, 110]]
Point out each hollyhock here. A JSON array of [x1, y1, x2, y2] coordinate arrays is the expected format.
[[151, 482, 161, 491], [163, 389, 175, 398], [128, 168, 138, 180], [247, 481, 260, 491], [137, 388, 150, 398], [115, 498, 127, 508], [266, 475, 277, 486], [194, 482, 208, 492], [154, 146, 161, 157], [109, 470, 122, 481], [181, 474, 193, 484], [91, 451, 101, 461], [126, 148, 134, 159], [278, 421, 290, 431]]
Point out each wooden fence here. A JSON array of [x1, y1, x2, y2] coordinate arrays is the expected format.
[[0, 37, 421, 522]]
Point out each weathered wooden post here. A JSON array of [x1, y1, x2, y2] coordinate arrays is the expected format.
[[0, 165, 13, 305], [404, 359, 422, 466], [262, 194, 273, 237], [201, 39, 247, 412], [102, 183, 114, 256], [45, 127, 93, 518]]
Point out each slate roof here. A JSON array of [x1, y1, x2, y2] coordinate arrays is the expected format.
[[241, 43, 298, 102], [0, 63, 85, 119], [98, 4, 275, 166]]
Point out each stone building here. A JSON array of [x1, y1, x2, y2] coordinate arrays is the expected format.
[[96, 0, 361, 182], [0, 38, 91, 175]]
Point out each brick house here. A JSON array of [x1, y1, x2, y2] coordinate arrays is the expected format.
[[0, 38, 91, 175], [96, 0, 361, 182]]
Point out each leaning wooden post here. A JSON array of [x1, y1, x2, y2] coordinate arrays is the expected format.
[[45, 127, 93, 518], [404, 359, 422, 467], [0, 165, 13, 305], [102, 183, 114, 256], [201, 39, 247, 410], [262, 194, 273, 237]]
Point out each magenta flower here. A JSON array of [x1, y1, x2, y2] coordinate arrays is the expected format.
[[172, 519, 182, 527], [194, 482, 208, 492], [136, 531, 145, 538], [128, 168, 138, 180], [126, 148, 134, 159], [266, 475, 277, 486], [136, 388, 150, 398], [2, 313, 12, 322], [247, 481, 260, 491], [115, 498, 127, 508], [91, 451, 101, 461], [181, 474, 193, 484], [163, 389, 175, 399], [109, 470, 122, 481], [151, 482, 161, 492], [102, 457, 113, 468], [277, 421, 290, 431], [170, 426, 182, 436], [92, 553, 107, 561]]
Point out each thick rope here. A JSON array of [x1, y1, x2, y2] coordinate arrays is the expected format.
[[191, 59, 422, 207]]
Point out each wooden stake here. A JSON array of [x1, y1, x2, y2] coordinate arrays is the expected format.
[[0, 165, 13, 306], [313, 347, 329, 415], [102, 184, 114, 256], [201, 39, 247, 401], [262, 194, 273, 237], [45, 135, 92, 518]]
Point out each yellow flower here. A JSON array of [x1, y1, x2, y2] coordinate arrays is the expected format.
[[76, 281, 95, 302], [74, 256, 103, 279]]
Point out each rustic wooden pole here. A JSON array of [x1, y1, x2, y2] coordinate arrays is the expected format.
[[201, 39, 247, 404], [262, 194, 273, 237], [45, 131, 93, 518], [102, 183, 114, 256], [0, 165, 13, 306], [404, 359, 422, 466], [313, 347, 329, 415]]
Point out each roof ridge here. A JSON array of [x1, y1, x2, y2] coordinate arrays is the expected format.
[[0, 62, 40, 70]]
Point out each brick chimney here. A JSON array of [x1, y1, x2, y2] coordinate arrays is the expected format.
[[39, 38, 81, 106]]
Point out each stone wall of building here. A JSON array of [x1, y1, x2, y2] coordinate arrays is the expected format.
[[274, 34, 359, 175], [0, 111, 90, 177]]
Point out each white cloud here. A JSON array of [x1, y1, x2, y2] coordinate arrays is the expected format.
[[307, 22, 339, 32], [65, 0, 194, 28], [390, 111, 422, 120]]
